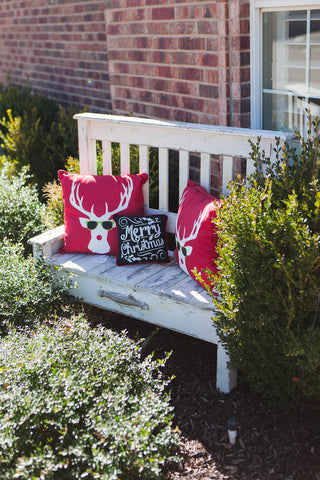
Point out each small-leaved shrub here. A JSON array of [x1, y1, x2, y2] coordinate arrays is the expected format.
[[0, 316, 179, 479], [0, 240, 73, 334], [42, 178, 65, 229], [0, 160, 46, 250], [206, 116, 320, 406]]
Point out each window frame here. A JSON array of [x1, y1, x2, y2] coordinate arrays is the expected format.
[[250, 0, 320, 130]]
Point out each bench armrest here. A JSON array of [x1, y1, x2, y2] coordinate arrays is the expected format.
[[28, 225, 65, 259]]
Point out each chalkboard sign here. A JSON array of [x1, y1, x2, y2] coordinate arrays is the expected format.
[[113, 215, 170, 265]]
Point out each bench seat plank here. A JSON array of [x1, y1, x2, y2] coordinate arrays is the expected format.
[[45, 247, 235, 393], [48, 252, 212, 310]]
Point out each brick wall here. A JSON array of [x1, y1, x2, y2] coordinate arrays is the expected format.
[[0, 0, 250, 124], [0, 0, 111, 112], [104, 0, 250, 128], [0, 0, 250, 195]]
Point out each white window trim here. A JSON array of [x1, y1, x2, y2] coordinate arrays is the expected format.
[[250, 0, 320, 129]]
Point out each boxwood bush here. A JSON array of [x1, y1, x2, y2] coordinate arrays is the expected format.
[[0, 240, 73, 335], [0, 316, 179, 479], [207, 116, 320, 406], [0, 160, 46, 250]]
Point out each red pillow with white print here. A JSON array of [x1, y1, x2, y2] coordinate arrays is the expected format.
[[58, 170, 148, 255], [175, 180, 221, 289]]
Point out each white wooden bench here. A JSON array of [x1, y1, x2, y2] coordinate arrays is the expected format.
[[29, 113, 291, 394]]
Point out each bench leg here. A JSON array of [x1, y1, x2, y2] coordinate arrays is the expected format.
[[216, 343, 237, 393]]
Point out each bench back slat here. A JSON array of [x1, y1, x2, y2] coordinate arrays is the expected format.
[[179, 150, 189, 201], [200, 153, 211, 192], [158, 147, 169, 212], [102, 140, 112, 175], [75, 113, 294, 234], [120, 143, 130, 175], [139, 145, 150, 208]]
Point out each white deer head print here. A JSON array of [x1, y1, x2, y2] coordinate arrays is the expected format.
[[70, 177, 133, 254], [175, 203, 211, 274]]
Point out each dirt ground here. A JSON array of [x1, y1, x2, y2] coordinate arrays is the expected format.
[[84, 305, 320, 480]]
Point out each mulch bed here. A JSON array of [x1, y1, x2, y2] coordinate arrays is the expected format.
[[82, 304, 320, 480]]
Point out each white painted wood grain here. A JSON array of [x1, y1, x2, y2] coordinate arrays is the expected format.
[[222, 155, 233, 197], [139, 144, 149, 208], [200, 152, 211, 191], [179, 150, 189, 200], [158, 147, 169, 211], [102, 140, 112, 175], [120, 142, 130, 174]]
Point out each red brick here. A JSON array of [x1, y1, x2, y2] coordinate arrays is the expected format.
[[157, 92, 179, 107], [182, 97, 204, 112], [203, 4, 217, 18], [152, 7, 174, 21], [200, 53, 218, 67], [178, 37, 205, 50], [153, 37, 177, 49], [178, 67, 203, 82], [197, 20, 218, 35], [169, 21, 197, 35], [199, 84, 219, 99], [175, 5, 202, 20], [173, 110, 199, 124], [149, 78, 171, 92]]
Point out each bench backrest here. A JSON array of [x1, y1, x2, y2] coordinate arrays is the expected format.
[[74, 113, 292, 234]]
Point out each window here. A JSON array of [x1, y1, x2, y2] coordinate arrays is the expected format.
[[251, 1, 320, 135]]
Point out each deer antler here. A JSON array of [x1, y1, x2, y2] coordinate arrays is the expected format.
[[70, 182, 95, 217], [178, 189, 188, 210], [107, 176, 133, 216], [177, 203, 211, 245]]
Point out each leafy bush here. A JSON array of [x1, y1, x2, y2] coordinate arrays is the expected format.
[[249, 116, 320, 234], [0, 160, 46, 250], [0, 316, 179, 479], [0, 83, 80, 190], [208, 117, 320, 406], [42, 178, 65, 229], [0, 240, 73, 334]]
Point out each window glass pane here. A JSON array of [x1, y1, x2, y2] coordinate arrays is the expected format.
[[263, 11, 307, 92], [288, 44, 306, 65], [262, 9, 320, 134], [263, 92, 307, 133], [310, 19, 320, 43], [311, 46, 320, 68], [310, 69, 320, 94], [288, 10, 307, 21], [311, 9, 320, 20], [287, 68, 306, 88]]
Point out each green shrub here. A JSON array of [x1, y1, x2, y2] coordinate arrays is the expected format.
[[207, 118, 320, 406], [0, 83, 80, 190], [0, 82, 58, 127], [248, 115, 320, 234], [0, 316, 179, 479], [0, 240, 73, 334], [42, 178, 65, 229], [0, 160, 46, 250]]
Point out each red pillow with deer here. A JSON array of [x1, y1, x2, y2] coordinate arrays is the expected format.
[[175, 180, 220, 289], [58, 170, 148, 255]]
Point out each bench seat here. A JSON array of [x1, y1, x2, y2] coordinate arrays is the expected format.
[[29, 224, 236, 394]]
